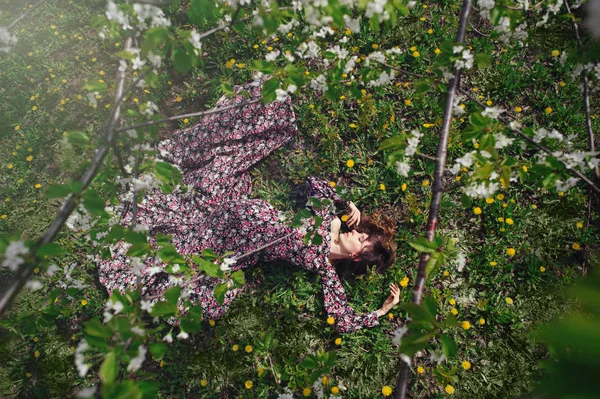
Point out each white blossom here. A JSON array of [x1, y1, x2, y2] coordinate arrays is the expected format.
[[429, 351, 447, 364], [188, 29, 202, 53], [396, 161, 410, 177], [494, 133, 514, 149], [367, 51, 386, 65], [392, 326, 408, 346], [455, 252, 467, 272], [140, 300, 154, 313], [126, 345, 147, 372], [0, 26, 18, 53], [220, 257, 237, 272], [265, 49, 280, 62], [343, 15, 361, 32], [25, 280, 43, 291], [277, 387, 294, 399], [147, 52, 162, 68], [2, 240, 29, 271], [163, 333, 173, 343], [482, 107, 504, 120], [310, 74, 328, 92], [177, 330, 189, 340], [131, 326, 145, 336], [367, 69, 395, 87], [75, 339, 90, 378], [478, 0, 496, 19], [143, 101, 159, 117], [75, 387, 97, 398], [106, 0, 132, 29], [275, 88, 290, 102]]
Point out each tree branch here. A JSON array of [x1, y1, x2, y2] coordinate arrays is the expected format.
[[6, 0, 45, 30], [114, 99, 261, 133], [393, 1, 472, 398], [564, 0, 599, 181], [0, 37, 134, 316]]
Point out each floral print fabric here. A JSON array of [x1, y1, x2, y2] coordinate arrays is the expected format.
[[97, 79, 378, 333]]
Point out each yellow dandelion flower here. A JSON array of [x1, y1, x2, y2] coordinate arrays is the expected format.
[[461, 321, 471, 330], [245, 380, 253, 389], [540, 266, 546, 272], [341, 214, 349, 222], [497, 193, 505, 200], [303, 387, 312, 396], [405, 99, 412, 106], [427, 28, 433, 34], [462, 361, 471, 370], [545, 107, 553, 114], [372, 43, 379, 49], [572, 242, 581, 250], [349, 123, 357, 128], [327, 317, 335, 325], [559, 81, 566, 87], [479, 317, 486, 325], [334, 337, 342, 345], [322, 376, 329, 385], [451, 308, 458, 315], [485, 197, 494, 204], [34, 351, 40, 358], [445, 385, 455, 394], [201, 379, 207, 387], [576, 221, 583, 229], [473, 207, 482, 215], [26, 155, 33, 162], [401, 183, 407, 191], [551, 50, 560, 57], [209, 319, 215, 326], [506, 218, 514, 225], [1, 215, 6, 219], [422, 180, 430, 187], [412, 51, 420, 57], [506, 248, 516, 257], [382, 386, 392, 396], [434, 48, 441, 55], [380, 183, 386, 191], [32, 106, 38, 111], [449, 298, 456, 305], [232, 344, 239, 351], [423, 123, 435, 128], [400, 276, 409, 287], [329, 181, 336, 188], [505, 297, 514, 305], [176, 96, 183, 102], [346, 159, 354, 168], [245, 345, 253, 353], [331, 387, 339, 394], [81, 300, 87, 306], [417, 366, 425, 374]]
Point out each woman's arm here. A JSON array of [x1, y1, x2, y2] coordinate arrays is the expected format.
[[376, 283, 400, 317]]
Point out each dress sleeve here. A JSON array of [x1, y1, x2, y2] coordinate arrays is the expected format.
[[305, 177, 348, 218], [319, 262, 379, 333]]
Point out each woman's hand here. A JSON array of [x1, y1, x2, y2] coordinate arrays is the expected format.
[[377, 283, 400, 317], [346, 201, 361, 227]]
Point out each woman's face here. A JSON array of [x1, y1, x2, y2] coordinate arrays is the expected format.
[[338, 229, 370, 259]]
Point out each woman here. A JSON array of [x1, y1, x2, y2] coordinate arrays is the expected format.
[[98, 78, 399, 333]]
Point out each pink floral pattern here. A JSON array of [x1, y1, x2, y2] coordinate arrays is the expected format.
[[97, 80, 378, 333]]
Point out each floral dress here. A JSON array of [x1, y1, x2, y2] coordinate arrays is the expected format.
[[97, 79, 379, 333]]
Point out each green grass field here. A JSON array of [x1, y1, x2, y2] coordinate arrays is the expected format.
[[1, 0, 599, 398]]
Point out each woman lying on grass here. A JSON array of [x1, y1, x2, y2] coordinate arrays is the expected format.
[[97, 78, 399, 333]]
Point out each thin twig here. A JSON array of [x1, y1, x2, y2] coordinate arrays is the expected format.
[[115, 99, 261, 133], [6, 0, 45, 30], [393, 2, 472, 398], [564, 0, 599, 181], [0, 37, 134, 316]]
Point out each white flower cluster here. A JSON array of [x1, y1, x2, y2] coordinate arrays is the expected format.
[[366, 51, 386, 65], [56, 263, 88, 291], [310, 74, 328, 92], [296, 41, 320, 59], [395, 130, 423, 177], [454, 251, 467, 272], [276, 83, 297, 102], [103, 297, 124, 323], [343, 15, 361, 32], [494, 133, 514, 149], [555, 177, 580, 192], [391, 325, 408, 346], [126, 345, 147, 372], [75, 339, 90, 377], [2, 240, 29, 271], [367, 69, 395, 87], [142, 101, 159, 117], [452, 94, 465, 115], [481, 107, 505, 120], [478, 0, 495, 20], [220, 257, 237, 272], [452, 45, 474, 70], [67, 204, 96, 232], [365, 0, 390, 22], [328, 44, 349, 60], [106, 0, 132, 30], [133, 3, 171, 30], [464, 181, 501, 198], [277, 387, 294, 399], [0, 26, 18, 53]]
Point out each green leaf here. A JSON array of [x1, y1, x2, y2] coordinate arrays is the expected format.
[[422, 296, 437, 319], [440, 334, 458, 359], [475, 53, 492, 69], [408, 237, 437, 253], [231, 270, 245, 286], [150, 343, 168, 358], [36, 243, 65, 257], [126, 243, 151, 257], [300, 355, 319, 370], [462, 125, 483, 141], [425, 252, 442, 279], [45, 183, 73, 199], [214, 283, 228, 305], [100, 352, 118, 384], [378, 135, 405, 151], [311, 233, 323, 245], [82, 189, 105, 216], [192, 256, 222, 278], [83, 80, 107, 92], [401, 303, 434, 324], [85, 318, 113, 339], [164, 286, 181, 304], [414, 78, 434, 97], [469, 112, 488, 127], [369, 14, 379, 33], [262, 77, 280, 103], [150, 301, 177, 317], [66, 130, 90, 147], [141, 27, 169, 56], [173, 48, 192, 74]]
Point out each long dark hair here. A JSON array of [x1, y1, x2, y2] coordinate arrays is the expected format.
[[332, 214, 396, 280]]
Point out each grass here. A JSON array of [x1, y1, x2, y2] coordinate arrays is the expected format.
[[0, 0, 599, 398]]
